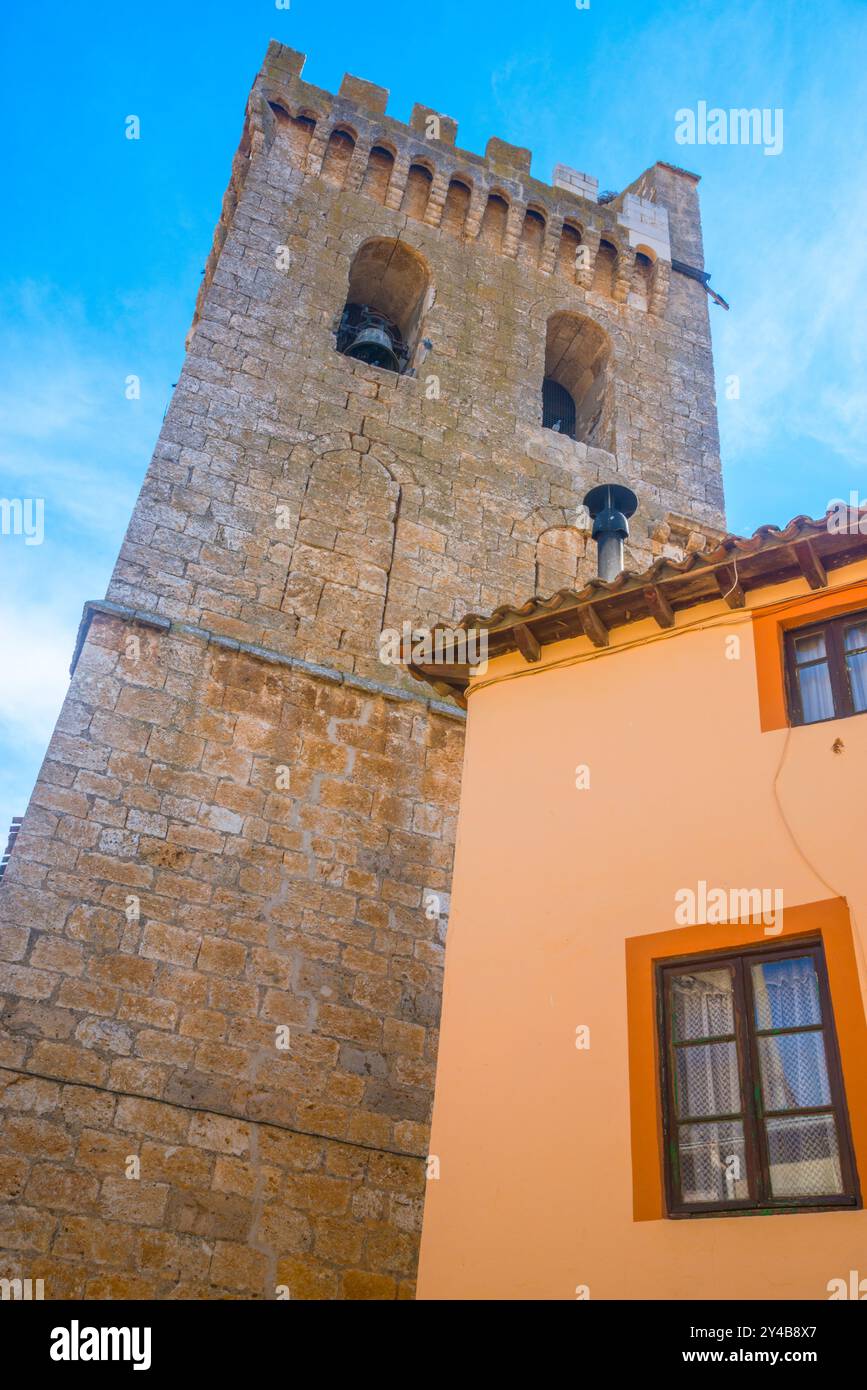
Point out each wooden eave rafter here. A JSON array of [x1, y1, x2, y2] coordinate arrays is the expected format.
[[577, 604, 609, 649], [643, 584, 675, 629], [714, 564, 745, 608], [793, 538, 828, 591], [513, 623, 542, 663]]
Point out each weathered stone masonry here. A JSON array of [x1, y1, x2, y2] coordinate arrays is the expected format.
[[0, 41, 725, 1297]]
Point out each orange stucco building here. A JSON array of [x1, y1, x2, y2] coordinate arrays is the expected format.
[[410, 513, 867, 1299]]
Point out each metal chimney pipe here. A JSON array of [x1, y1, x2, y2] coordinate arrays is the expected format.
[[582, 484, 639, 581]]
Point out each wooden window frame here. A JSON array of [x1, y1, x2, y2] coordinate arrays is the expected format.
[[657, 939, 860, 1218], [784, 608, 867, 726]]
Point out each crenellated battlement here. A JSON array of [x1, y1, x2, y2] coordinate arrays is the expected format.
[[250, 42, 707, 296], [190, 41, 718, 351]]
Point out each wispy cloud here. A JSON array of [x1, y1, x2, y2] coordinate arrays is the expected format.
[[717, 193, 867, 466], [0, 609, 74, 750], [0, 281, 178, 834]]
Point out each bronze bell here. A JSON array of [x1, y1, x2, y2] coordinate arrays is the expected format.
[[344, 324, 400, 372]]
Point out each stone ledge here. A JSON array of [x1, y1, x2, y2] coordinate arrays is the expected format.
[[70, 600, 467, 722]]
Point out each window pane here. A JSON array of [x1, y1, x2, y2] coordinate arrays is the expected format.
[[751, 956, 821, 1030], [676, 1041, 740, 1118], [766, 1114, 844, 1198], [796, 662, 835, 722], [671, 967, 734, 1041], [793, 631, 827, 662], [843, 621, 867, 653], [678, 1120, 748, 1203], [758, 1032, 832, 1111], [845, 649, 867, 713]]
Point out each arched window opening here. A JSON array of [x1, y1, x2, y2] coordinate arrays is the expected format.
[[402, 164, 434, 221], [289, 115, 316, 167], [542, 378, 577, 437], [592, 239, 617, 298], [518, 208, 546, 268], [336, 304, 407, 373], [441, 179, 471, 237], [630, 250, 654, 310], [478, 193, 509, 252], [336, 238, 431, 376], [535, 527, 587, 595], [543, 312, 613, 449], [321, 128, 356, 188], [556, 223, 583, 284], [361, 145, 395, 204], [269, 105, 317, 168]]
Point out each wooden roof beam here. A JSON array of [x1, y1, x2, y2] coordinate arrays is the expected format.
[[714, 564, 745, 608], [431, 681, 467, 708], [578, 603, 610, 648], [412, 663, 471, 681], [794, 539, 828, 590], [513, 623, 542, 663], [643, 584, 675, 629]]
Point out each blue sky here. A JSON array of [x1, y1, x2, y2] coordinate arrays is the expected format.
[[2, 0, 866, 837]]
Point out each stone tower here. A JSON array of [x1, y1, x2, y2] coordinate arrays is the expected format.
[[0, 42, 725, 1299]]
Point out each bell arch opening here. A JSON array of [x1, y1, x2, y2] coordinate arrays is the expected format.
[[335, 238, 432, 376], [542, 312, 613, 449], [542, 378, 577, 437]]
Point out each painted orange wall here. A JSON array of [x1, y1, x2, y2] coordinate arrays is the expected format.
[[417, 559, 867, 1300]]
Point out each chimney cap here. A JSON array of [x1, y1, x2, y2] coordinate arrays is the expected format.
[[583, 483, 638, 521]]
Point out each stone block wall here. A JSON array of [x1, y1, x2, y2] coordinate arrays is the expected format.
[[1, 612, 460, 1296]]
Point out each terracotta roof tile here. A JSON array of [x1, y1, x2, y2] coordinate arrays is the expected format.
[[406, 510, 867, 702]]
